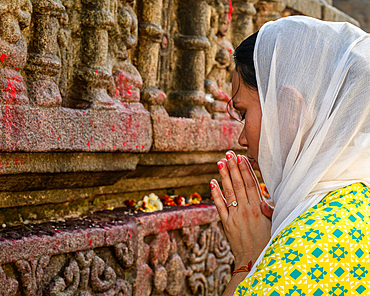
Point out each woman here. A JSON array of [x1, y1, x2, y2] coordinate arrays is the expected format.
[[210, 16, 370, 295]]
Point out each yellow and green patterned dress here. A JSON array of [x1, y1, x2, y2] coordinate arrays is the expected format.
[[235, 182, 370, 296]]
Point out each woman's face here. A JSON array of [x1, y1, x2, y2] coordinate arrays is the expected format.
[[231, 70, 262, 168]]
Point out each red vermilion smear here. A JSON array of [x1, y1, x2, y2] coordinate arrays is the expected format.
[[136, 145, 139, 148], [113, 145, 117, 149], [0, 53, 7, 62], [87, 141, 90, 146], [141, 145, 145, 149], [228, 0, 233, 20], [89, 238, 93, 246], [95, 70, 98, 73], [112, 124, 115, 131], [57, 136, 60, 140], [228, 48, 232, 54], [14, 158, 19, 165], [122, 142, 126, 147], [127, 90, 132, 95], [128, 233, 132, 238]]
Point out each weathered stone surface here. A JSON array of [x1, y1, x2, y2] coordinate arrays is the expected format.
[[322, 2, 360, 25], [284, 0, 322, 18], [0, 104, 151, 152], [0, 205, 232, 296], [150, 106, 243, 151], [332, 0, 369, 31]]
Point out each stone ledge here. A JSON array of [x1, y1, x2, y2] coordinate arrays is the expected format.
[[150, 106, 243, 152], [285, 0, 360, 26], [0, 205, 232, 296], [0, 103, 151, 152]]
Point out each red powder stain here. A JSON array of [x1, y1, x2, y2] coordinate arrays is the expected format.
[[16, 67, 20, 70], [71, 138, 74, 143], [127, 90, 132, 95], [115, 88, 119, 96], [141, 145, 145, 149], [112, 124, 115, 131], [95, 70, 98, 73], [0, 53, 7, 62], [57, 136, 60, 140], [20, 161, 24, 165], [222, 124, 226, 133], [83, 111, 86, 114], [128, 233, 132, 238], [101, 142, 104, 146], [87, 141, 90, 146], [228, 0, 233, 20], [6, 162, 9, 166], [158, 118, 160, 122], [113, 145, 117, 149], [56, 229, 62, 232], [122, 142, 126, 147], [89, 238, 93, 246], [136, 145, 139, 148], [14, 158, 19, 165], [228, 48, 233, 54]]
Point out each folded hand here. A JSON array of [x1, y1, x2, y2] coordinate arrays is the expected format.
[[211, 151, 272, 270]]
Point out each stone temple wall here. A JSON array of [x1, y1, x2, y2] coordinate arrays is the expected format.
[[0, 1, 358, 295]]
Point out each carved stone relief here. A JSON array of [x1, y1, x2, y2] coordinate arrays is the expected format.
[[0, 0, 31, 106], [205, 0, 235, 120], [254, 0, 286, 30], [109, 0, 142, 104], [135, 221, 233, 296]]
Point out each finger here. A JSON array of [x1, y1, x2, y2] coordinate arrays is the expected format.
[[241, 155, 264, 203], [261, 199, 274, 220], [210, 179, 228, 224], [225, 151, 248, 207], [217, 158, 237, 211], [237, 155, 261, 208]]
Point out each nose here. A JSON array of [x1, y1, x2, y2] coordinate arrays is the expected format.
[[238, 130, 248, 147]]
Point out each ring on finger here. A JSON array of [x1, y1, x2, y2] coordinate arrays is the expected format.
[[227, 201, 238, 208]]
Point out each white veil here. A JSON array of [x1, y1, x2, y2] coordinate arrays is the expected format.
[[247, 16, 370, 277]]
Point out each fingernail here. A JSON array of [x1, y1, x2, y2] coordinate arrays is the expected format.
[[237, 155, 242, 164], [226, 152, 233, 160], [217, 161, 224, 170], [210, 182, 215, 190]]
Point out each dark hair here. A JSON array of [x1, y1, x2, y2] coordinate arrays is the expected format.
[[233, 31, 259, 89]]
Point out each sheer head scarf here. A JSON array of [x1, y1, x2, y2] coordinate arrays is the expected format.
[[254, 16, 370, 235]]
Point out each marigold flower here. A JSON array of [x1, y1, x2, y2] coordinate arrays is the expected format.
[[125, 200, 135, 207], [260, 183, 270, 198], [160, 194, 176, 206], [174, 195, 185, 206]]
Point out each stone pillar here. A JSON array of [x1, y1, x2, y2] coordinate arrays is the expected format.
[[167, 0, 210, 118], [136, 0, 167, 112], [230, 0, 257, 48], [26, 0, 65, 107], [67, 0, 116, 109], [0, 0, 31, 106]]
